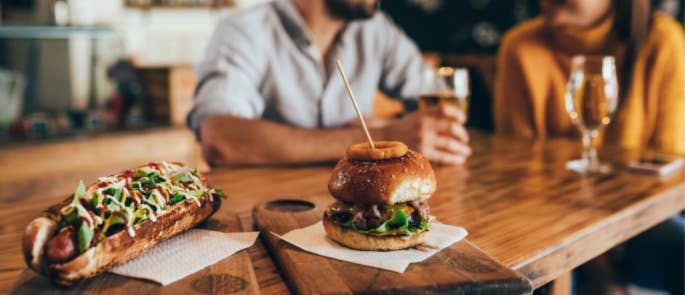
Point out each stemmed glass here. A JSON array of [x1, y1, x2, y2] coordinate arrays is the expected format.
[[564, 55, 619, 174]]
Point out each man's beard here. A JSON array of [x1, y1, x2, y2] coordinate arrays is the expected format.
[[324, 0, 377, 20]]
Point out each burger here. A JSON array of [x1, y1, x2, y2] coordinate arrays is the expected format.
[[323, 141, 436, 251]]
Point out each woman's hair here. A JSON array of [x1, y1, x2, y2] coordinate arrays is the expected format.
[[613, 0, 652, 96]]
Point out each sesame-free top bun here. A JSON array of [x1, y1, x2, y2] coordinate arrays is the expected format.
[[328, 150, 436, 205], [323, 213, 428, 251]]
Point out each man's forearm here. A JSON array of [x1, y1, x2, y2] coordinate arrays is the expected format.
[[200, 115, 377, 165]]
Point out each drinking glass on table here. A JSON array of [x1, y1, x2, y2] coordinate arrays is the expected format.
[[419, 67, 470, 116], [564, 55, 619, 174]]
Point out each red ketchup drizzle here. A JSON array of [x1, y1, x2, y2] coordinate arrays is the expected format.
[[125, 176, 140, 206], [158, 187, 169, 203], [148, 162, 161, 171], [78, 197, 89, 208], [78, 215, 93, 228]]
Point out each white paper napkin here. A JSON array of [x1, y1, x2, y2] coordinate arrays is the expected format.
[[110, 229, 259, 285], [279, 222, 467, 273]]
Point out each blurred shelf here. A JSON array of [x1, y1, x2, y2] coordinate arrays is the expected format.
[[125, 4, 234, 9], [124, 0, 234, 9], [0, 124, 171, 147], [0, 26, 116, 39], [0, 126, 202, 201]]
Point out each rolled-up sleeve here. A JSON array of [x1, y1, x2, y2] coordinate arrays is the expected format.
[[187, 18, 267, 135], [377, 14, 435, 100]]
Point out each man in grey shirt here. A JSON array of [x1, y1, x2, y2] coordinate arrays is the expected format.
[[189, 0, 471, 165]]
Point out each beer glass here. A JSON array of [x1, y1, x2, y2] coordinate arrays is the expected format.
[[419, 67, 470, 115], [564, 55, 619, 174]]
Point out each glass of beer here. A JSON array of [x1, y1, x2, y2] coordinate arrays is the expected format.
[[419, 67, 470, 115], [564, 55, 619, 174]]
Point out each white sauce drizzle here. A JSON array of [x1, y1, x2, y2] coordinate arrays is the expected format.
[[98, 176, 119, 184], [96, 179, 126, 195], [93, 215, 103, 225], [142, 204, 157, 222], [181, 192, 202, 207], [151, 189, 166, 208], [71, 163, 209, 241]]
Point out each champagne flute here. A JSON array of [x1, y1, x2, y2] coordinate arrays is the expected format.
[[564, 55, 619, 174], [419, 67, 470, 115]]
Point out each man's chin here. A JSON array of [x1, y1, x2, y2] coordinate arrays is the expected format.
[[325, 0, 377, 21]]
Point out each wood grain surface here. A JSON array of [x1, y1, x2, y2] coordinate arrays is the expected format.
[[1, 132, 683, 293], [253, 198, 532, 294], [3, 197, 259, 295]]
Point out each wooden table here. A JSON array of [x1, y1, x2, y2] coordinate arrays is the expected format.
[[1, 133, 683, 293]]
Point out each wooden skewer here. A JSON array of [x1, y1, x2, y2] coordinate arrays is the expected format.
[[335, 59, 375, 149]]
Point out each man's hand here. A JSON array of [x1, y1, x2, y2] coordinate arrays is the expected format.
[[380, 104, 471, 165]]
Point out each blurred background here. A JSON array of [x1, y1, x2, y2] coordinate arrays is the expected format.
[[0, 0, 682, 199]]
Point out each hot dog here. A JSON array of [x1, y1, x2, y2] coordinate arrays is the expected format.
[[22, 162, 225, 286]]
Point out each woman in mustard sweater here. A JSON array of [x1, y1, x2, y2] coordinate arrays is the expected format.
[[495, 0, 685, 155], [495, 0, 684, 294]]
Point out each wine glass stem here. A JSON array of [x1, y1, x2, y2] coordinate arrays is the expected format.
[[582, 130, 600, 170]]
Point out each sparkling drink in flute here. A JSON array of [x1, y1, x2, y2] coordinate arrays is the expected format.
[[565, 55, 619, 174]]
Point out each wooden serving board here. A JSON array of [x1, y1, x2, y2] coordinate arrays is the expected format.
[[7, 210, 259, 295], [253, 198, 533, 294]]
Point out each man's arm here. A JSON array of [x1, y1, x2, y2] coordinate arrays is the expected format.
[[201, 115, 370, 165], [201, 103, 471, 166]]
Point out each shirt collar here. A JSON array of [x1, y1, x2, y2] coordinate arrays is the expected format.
[[273, 0, 358, 48], [272, 0, 314, 46]]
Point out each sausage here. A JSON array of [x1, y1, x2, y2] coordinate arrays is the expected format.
[[45, 226, 77, 264]]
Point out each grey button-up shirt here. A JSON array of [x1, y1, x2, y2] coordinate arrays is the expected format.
[[188, 0, 436, 134]]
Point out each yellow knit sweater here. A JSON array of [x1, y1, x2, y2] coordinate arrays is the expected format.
[[495, 13, 685, 155]]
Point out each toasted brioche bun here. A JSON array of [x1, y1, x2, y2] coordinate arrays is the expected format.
[[322, 213, 427, 251], [328, 150, 436, 205]]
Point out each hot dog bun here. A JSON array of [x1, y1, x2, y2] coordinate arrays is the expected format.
[[22, 163, 222, 286]]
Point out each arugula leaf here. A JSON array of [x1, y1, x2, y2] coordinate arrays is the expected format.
[[77, 221, 94, 253], [133, 208, 148, 225], [72, 180, 86, 205], [103, 187, 122, 197], [359, 210, 409, 234], [171, 171, 193, 183], [211, 189, 228, 199], [146, 171, 166, 183], [109, 213, 126, 226], [105, 200, 121, 212], [333, 208, 433, 236], [60, 207, 78, 226], [91, 193, 100, 209], [185, 188, 206, 197], [169, 194, 185, 205], [134, 168, 154, 179]]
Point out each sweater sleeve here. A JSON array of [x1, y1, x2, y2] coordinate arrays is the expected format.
[[649, 18, 685, 155], [494, 33, 536, 138]]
